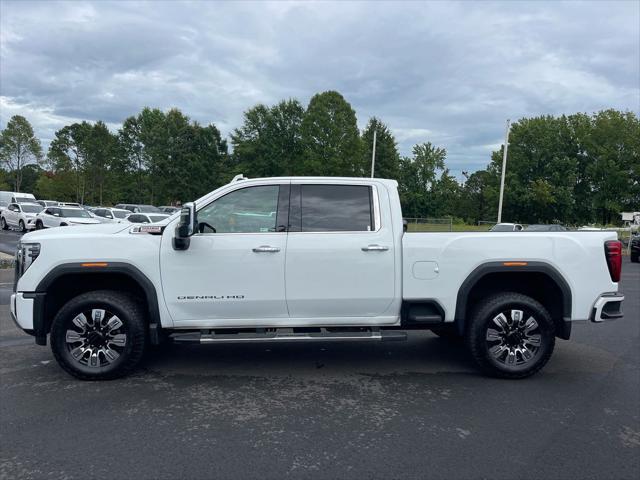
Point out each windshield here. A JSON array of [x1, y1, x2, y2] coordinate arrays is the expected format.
[[148, 215, 169, 222], [113, 210, 128, 219], [15, 197, 35, 203], [525, 225, 549, 231], [138, 205, 161, 213], [60, 208, 92, 218], [22, 204, 43, 213]]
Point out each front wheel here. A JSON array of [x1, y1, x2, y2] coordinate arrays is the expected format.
[[50, 290, 147, 380], [466, 292, 555, 379], [35, 220, 44, 230], [1, 217, 7, 230], [19, 220, 26, 232]]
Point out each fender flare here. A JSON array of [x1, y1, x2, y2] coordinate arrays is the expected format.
[[453, 261, 572, 337], [30, 262, 162, 345]]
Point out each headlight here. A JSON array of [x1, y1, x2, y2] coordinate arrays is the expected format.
[[15, 242, 41, 279]]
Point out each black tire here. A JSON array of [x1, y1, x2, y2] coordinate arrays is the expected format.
[[50, 290, 147, 380], [19, 220, 26, 232], [466, 292, 555, 379], [1, 217, 7, 230], [35, 220, 44, 230]]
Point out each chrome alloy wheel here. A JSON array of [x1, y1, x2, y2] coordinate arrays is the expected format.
[[65, 309, 127, 368], [485, 309, 542, 366]]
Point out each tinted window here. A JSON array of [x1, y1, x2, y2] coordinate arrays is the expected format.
[[128, 214, 147, 223], [198, 185, 279, 233], [113, 210, 128, 219], [148, 215, 168, 223], [300, 185, 373, 232], [60, 208, 91, 218], [14, 197, 34, 203], [22, 204, 43, 213], [138, 205, 161, 213]]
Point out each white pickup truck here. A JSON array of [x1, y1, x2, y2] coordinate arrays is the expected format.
[[11, 176, 624, 380]]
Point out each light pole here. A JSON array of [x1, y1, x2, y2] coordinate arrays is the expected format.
[[370, 129, 377, 178], [497, 119, 511, 223]]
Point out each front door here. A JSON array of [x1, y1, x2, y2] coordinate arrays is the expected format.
[[160, 183, 289, 323], [285, 182, 397, 320]]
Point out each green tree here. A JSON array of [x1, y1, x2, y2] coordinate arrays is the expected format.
[[48, 122, 93, 203], [301, 91, 362, 176], [0, 115, 42, 192], [362, 117, 400, 179], [231, 99, 305, 177], [398, 142, 447, 217]]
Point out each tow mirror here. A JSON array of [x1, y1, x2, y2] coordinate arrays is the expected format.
[[173, 202, 197, 251]]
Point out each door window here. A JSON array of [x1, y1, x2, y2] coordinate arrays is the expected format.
[[299, 185, 374, 232], [198, 185, 280, 233]]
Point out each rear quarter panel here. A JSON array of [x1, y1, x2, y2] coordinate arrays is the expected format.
[[402, 231, 619, 321]]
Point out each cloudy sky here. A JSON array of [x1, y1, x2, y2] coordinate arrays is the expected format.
[[1, 0, 638, 175]]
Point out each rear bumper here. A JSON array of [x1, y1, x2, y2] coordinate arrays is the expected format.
[[590, 293, 624, 322]]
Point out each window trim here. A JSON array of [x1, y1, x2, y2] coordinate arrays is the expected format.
[[291, 183, 381, 234], [194, 183, 286, 236]]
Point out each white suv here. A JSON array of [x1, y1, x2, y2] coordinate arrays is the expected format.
[[1, 202, 43, 232], [35, 206, 102, 229]]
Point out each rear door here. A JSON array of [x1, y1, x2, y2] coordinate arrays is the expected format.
[[5, 204, 19, 226], [285, 182, 396, 319]]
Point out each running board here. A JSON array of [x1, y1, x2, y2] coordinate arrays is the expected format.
[[171, 328, 407, 344]]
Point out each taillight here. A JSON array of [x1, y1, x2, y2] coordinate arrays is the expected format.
[[604, 240, 622, 282]]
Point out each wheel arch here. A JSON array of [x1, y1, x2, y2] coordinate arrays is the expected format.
[[31, 262, 162, 345], [454, 261, 572, 340]]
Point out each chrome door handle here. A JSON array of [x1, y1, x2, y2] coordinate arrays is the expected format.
[[361, 244, 389, 252], [252, 245, 281, 253]]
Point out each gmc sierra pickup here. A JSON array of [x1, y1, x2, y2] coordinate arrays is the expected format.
[[11, 176, 624, 380]]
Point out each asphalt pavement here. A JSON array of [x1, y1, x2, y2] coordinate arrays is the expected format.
[[0, 260, 638, 480], [0, 229, 21, 255]]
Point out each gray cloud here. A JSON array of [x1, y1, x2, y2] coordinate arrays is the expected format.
[[1, 0, 638, 175]]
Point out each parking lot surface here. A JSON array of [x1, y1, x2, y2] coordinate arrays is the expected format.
[[0, 259, 638, 480]]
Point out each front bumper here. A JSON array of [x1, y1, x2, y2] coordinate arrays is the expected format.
[[590, 293, 625, 322], [10, 292, 41, 341]]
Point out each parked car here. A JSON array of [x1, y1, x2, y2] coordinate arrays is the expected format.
[[631, 234, 639, 263], [10, 175, 624, 381], [35, 206, 102, 229], [490, 223, 524, 232], [115, 203, 162, 213], [0, 202, 43, 232], [125, 213, 170, 224], [0, 191, 37, 213], [92, 207, 131, 223], [159, 206, 180, 214], [36, 200, 58, 208], [524, 224, 568, 232]]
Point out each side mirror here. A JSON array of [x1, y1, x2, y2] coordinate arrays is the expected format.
[[403, 219, 408, 233], [173, 202, 197, 251]]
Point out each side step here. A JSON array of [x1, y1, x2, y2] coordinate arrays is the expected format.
[[171, 327, 407, 344]]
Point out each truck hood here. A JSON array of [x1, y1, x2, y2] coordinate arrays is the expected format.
[[22, 222, 132, 241]]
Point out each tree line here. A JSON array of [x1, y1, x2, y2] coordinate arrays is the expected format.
[[1, 90, 638, 225]]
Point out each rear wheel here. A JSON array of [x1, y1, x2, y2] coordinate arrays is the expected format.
[[466, 292, 555, 379], [50, 290, 147, 380], [1, 218, 7, 230]]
